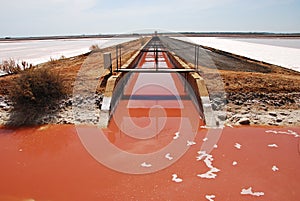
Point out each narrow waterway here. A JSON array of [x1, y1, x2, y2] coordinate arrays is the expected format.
[[106, 38, 204, 156]]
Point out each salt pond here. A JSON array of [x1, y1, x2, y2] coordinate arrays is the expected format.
[[180, 37, 300, 72], [0, 37, 137, 66]]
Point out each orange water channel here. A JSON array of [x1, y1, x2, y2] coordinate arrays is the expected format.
[[0, 50, 300, 200]]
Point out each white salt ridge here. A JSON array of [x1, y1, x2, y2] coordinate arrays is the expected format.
[[172, 174, 183, 183], [241, 187, 264, 197], [232, 161, 238, 166], [268, 144, 279, 148], [140, 162, 152, 168], [203, 137, 208, 142], [173, 132, 180, 140], [187, 140, 196, 146], [183, 37, 300, 72], [205, 195, 216, 201], [165, 153, 174, 161], [265, 130, 299, 138], [213, 144, 218, 149], [234, 143, 242, 149], [196, 151, 220, 179], [272, 165, 279, 172]]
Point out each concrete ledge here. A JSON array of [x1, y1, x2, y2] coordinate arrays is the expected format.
[[169, 53, 217, 127], [120, 49, 142, 69], [99, 76, 116, 128], [100, 40, 150, 127]]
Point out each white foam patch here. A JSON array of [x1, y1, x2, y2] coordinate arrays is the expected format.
[[172, 174, 183, 183], [187, 140, 196, 146], [234, 143, 242, 149], [140, 162, 152, 168], [165, 153, 174, 161], [272, 165, 279, 172], [205, 195, 216, 201], [265, 130, 299, 137], [268, 144, 279, 148], [196, 151, 220, 179], [232, 161, 238, 166], [241, 187, 264, 197], [173, 132, 180, 140]]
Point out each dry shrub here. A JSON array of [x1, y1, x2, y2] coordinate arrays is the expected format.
[[0, 59, 33, 75], [89, 44, 100, 51], [49, 57, 60, 65], [7, 68, 66, 126]]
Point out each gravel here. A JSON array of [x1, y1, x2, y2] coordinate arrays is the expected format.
[[0, 93, 104, 126], [211, 92, 300, 126], [0, 91, 299, 127]]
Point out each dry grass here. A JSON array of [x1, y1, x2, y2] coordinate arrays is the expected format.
[[184, 55, 300, 94], [220, 70, 300, 93]]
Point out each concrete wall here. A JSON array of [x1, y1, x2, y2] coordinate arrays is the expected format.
[[100, 39, 150, 127], [101, 37, 217, 127], [167, 52, 217, 127]]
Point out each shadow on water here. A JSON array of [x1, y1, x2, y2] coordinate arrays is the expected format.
[[0, 123, 75, 155], [5, 104, 61, 128], [14, 125, 75, 155]]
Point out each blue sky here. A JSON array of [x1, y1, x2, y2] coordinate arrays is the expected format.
[[1, 0, 300, 37]]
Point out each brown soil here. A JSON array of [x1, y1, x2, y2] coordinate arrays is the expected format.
[[221, 70, 300, 94], [189, 48, 300, 98], [194, 46, 300, 94]]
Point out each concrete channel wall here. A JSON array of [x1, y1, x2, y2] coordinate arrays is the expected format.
[[100, 40, 150, 127], [160, 36, 218, 127], [167, 52, 217, 127], [101, 37, 217, 128]]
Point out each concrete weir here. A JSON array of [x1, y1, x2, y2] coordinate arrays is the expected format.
[[100, 36, 217, 128]]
